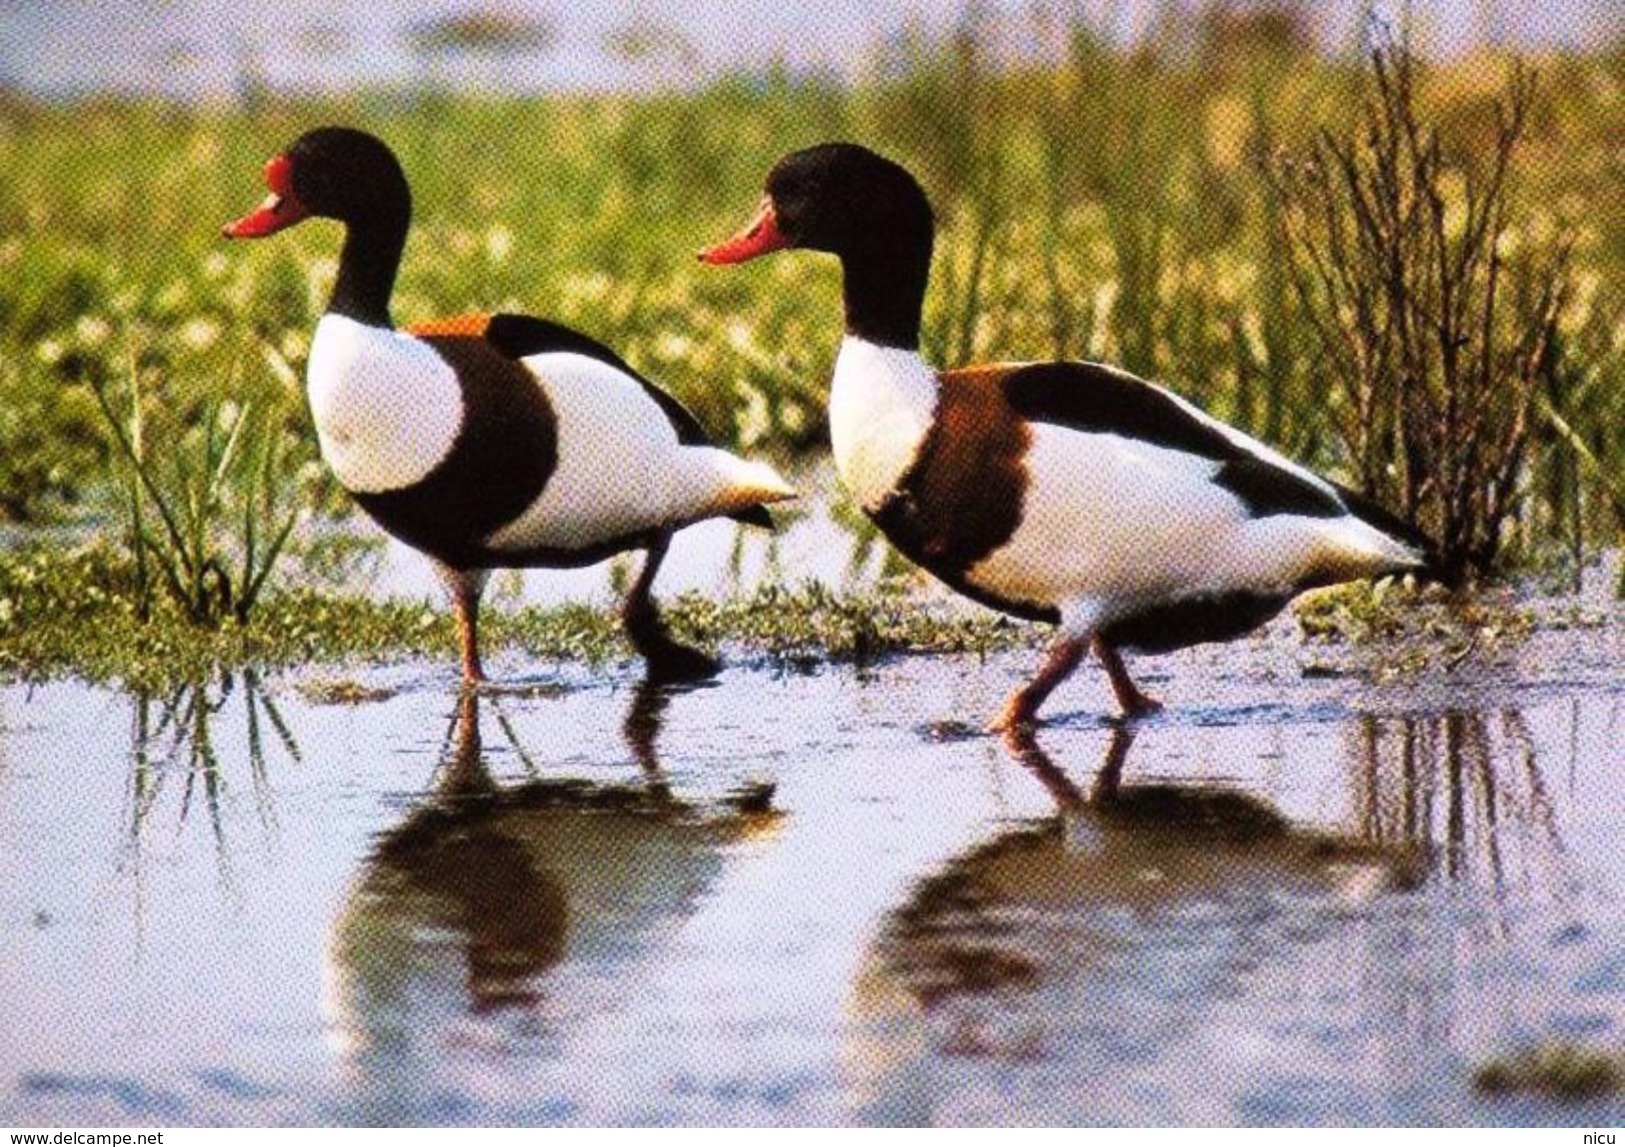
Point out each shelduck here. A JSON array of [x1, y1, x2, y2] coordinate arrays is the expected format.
[[226, 126, 792, 685], [702, 142, 1433, 729]]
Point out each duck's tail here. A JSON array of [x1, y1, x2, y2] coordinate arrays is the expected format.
[[672, 448, 796, 529], [1330, 480, 1446, 583]]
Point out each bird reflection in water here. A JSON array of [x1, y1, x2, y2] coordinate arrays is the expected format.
[[846, 709, 1580, 1124], [843, 722, 1425, 1124], [323, 683, 777, 1121]]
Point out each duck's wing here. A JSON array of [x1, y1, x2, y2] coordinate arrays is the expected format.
[[999, 361, 1351, 518], [409, 312, 774, 530], [999, 360, 1430, 561]]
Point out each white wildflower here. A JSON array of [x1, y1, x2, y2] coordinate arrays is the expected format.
[[655, 331, 693, 360], [179, 317, 220, 351], [279, 329, 310, 364], [485, 225, 513, 264], [736, 385, 770, 448], [75, 314, 111, 347]]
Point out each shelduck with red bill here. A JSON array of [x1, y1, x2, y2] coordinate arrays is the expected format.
[[226, 126, 793, 685], [702, 142, 1434, 729]]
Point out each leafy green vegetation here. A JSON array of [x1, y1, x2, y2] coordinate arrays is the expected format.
[[5, 535, 1606, 692], [4, 20, 1620, 531], [1293, 577, 1538, 678]]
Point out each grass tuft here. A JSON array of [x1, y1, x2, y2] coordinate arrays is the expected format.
[[1473, 1041, 1625, 1101], [0, 543, 1025, 690]]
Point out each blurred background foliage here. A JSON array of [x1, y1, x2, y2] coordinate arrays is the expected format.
[[0, 1, 1619, 601]]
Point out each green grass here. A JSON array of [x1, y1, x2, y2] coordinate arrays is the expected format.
[[5, 536, 1602, 692], [89, 347, 308, 623], [3, 28, 1620, 524], [0, 12, 1621, 676], [0, 540, 1029, 689]]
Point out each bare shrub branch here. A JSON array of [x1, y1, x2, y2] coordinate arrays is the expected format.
[[1260, 44, 1573, 582]]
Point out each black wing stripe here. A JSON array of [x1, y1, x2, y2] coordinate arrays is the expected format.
[[732, 504, 776, 530], [1003, 362, 1237, 461], [1100, 590, 1292, 654], [1213, 456, 1344, 519], [1002, 361, 1346, 521], [1328, 479, 1437, 567]]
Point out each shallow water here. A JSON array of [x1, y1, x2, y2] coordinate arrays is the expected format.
[[0, 623, 1621, 1125]]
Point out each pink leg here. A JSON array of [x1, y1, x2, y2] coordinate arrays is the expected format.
[[435, 564, 489, 686], [988, 633, 1089, 731], [443, 688, 483, 787], [1091, 637, 1162, 718], [997, 723, 1086, 811], [454, 594, 485, 685]]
